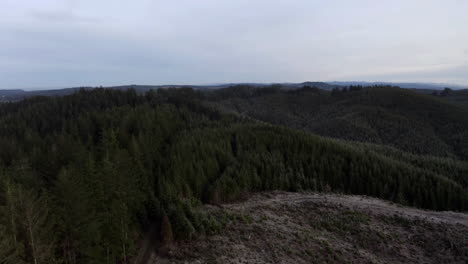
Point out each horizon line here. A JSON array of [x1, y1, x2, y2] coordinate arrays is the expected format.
[[1, 80, 468, 91]]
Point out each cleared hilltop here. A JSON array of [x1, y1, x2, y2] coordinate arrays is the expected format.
[[151, 192, 468, 264]]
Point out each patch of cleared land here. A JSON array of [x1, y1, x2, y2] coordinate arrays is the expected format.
[[149, 192, 468, 264]]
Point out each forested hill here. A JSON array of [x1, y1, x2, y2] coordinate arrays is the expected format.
[[207, 85, 468, 160], [440, 89, 468, 107], [0, 88, 467, 263]]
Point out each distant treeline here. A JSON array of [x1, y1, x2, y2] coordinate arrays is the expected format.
[[210, 85, 468, 160]]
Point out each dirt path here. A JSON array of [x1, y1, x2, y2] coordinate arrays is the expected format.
[[132, 225, 159, 264]]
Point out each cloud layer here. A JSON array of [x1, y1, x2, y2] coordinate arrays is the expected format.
[[1, 0, 467, 89]]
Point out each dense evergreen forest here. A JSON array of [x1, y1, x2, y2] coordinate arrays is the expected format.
[[437, 88, 468, 107], [208, 85, 468, 160], [0, 88, 467, 263]]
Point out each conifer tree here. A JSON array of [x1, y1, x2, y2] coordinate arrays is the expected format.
[[16, 188, 55, 264], [0, 224, 25, 264]]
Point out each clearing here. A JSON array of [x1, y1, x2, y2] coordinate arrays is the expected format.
[[147, 192, 468, 263]]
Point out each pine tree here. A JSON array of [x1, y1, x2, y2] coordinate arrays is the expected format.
[[0, 175, 26, 263], [0, 224, 25, 264], [54, 168, 100, 264], [16, 188, 55, 264]]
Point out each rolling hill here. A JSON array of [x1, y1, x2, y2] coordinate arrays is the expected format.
[[208, 85, 468, 160], [0, 83, 339, 102]]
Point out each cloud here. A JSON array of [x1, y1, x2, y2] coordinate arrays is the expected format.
[[336, 63, 468, 85], [28, 9, 100, 24], [0, 0, 468, 88]]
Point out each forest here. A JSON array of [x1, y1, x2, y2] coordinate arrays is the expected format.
[[208, 85, 468, 160], [0, 87, 467, 263]]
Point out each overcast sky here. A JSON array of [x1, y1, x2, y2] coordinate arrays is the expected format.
[[1, 0, 468, 89]]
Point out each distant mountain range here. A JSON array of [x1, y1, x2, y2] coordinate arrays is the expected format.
[[327, 81, 468, 90], [1, 82, 467, 102]]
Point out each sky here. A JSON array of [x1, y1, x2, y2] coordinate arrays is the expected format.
[[1, 0, 468, 89]]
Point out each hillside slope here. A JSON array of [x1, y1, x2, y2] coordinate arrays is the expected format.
[[209, 86, 468, 160], [152, 192, 468, 264], [443, 89, 468, 107]]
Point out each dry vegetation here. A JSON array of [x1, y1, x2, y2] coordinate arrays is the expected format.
[[151, 192, 468, 264]]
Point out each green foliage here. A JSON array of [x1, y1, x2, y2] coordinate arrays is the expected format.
[[437, 89, 468, 107], [0, 88, 466, 263], [211, 86, 468, 160], [0, 223, 25, 264], [0, 176, 55, 264]]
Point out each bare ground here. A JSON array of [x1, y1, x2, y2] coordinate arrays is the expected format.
[[149, 192, 468, 264]]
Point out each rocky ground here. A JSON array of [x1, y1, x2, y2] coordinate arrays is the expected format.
[[148, 192, 468, 264]]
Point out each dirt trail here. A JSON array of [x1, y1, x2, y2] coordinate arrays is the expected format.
[[132, 225, 159, 264]]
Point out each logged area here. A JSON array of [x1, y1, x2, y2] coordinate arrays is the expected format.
[[153, 192, 468, 264]]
